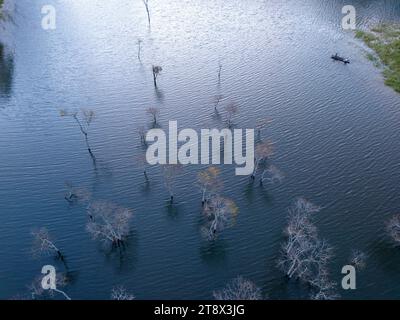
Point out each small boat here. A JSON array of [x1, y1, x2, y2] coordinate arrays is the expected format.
[[331, 53, 350, 64]]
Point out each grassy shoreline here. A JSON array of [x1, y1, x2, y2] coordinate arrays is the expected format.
[[355, 24, 400, 93]]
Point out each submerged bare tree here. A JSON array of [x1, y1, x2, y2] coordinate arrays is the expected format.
[[386, 214, 400, 245], [138, 125, 148, 146], [86, 201, 133, 247], [279, 198, 337, 299], [252, 140, 274, 179], [197, 167, 223, 205], [202, 196, 238, 241], [137, 38, 143, 61], [111, 286, 135, 300], [142, 0, 151, 28], [349, 250, 367, 270], [135, 153, 149, 180], [29, 272, 71, 300], [213, 94, 224, 111], [310, 268, 338, 300], [146, 107, 160, 125], [162, 164, 182, 203], [31, 228, 63, 260], [224, 103, 238, 128], [60, 109, 96, 162], [213, 276, 262, 300], [152, 65, 162, 87]]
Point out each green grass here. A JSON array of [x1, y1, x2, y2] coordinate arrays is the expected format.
[[356, 24, 400, 93]]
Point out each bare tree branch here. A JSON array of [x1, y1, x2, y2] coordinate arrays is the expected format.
[[86, 201, 133, 247], [111, 286, 135, 300], [278, 198, 337, 299], [349, 249, 367, 270], [197, 167, 223, 205], [224, 103, 238, 128], [213, 276, 262, 300], [162, 164, 183, 203], [202, 196, 238, 241], [142, 0, 151, 28], [60, 109, 96, 164], [152, 65, 162, 87], [31, 228, 63, 259]]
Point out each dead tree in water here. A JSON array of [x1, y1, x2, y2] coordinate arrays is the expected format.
[[152, 65, 162, 88], [213, 94, 224, 112], [213, 276, 262, 300], [252, 140, 274, 179], [146, 107, 160, 126], [197, 167, 223, 206], [202, 196, 238, 241], [142, 0, 151, 28], [136, 153, 149, 180], [224, 103, 238, 128], [138, 126, 147, 146], [29, 273, 71, 300], [137, 39, 143, 61], [162, 164, 182, 203], [111, 286, 135, 300], [60, 109, 96, 164], [31, 228, 64, 260], [278, 198, 337, 299], [86, 201, 133, 247]]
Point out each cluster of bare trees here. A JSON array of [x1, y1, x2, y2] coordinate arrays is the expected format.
[[213, 276, 263, 300], [196, 167, 237, 241], [279, 198, 338, 300], [65, 184, 134, 248]]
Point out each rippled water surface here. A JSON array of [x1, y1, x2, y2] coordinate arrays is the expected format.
[[1, 0, 400, 299]]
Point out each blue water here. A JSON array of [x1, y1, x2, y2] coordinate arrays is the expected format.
[[1, 0, 400, 299]]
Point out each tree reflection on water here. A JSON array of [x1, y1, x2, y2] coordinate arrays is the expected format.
[[0, 42, 14, 97]]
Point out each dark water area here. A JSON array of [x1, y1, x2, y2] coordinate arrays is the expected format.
[[1, 0, 400, 299]]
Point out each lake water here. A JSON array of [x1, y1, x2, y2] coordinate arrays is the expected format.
[[1, 0, 400, 300]]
